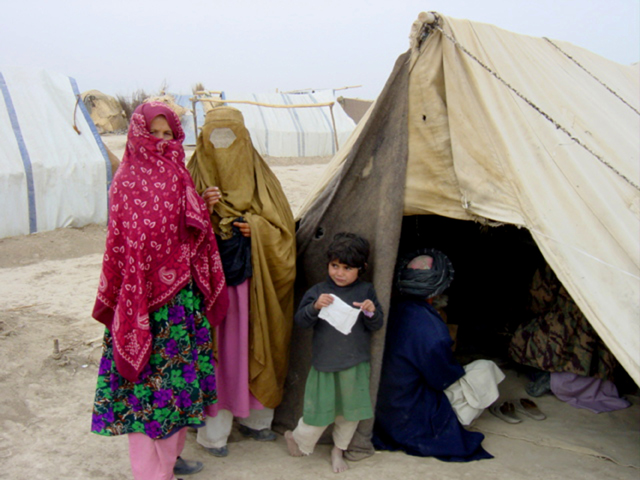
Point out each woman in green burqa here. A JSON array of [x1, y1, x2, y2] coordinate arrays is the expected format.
[[187, 106, 296, 456]]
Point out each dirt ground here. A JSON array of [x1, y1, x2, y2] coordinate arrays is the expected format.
[[0, 136, 638, 479]]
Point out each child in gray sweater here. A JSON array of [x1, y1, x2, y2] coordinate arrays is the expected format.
[[285, 232, 383, 473]]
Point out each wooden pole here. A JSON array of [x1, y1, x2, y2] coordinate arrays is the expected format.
[[281, 85, 362, 94], [329, 104, 339, 152], [191, 98, 198, 142], [195, 98, 334, 109]]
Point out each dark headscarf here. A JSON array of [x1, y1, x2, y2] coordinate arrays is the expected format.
[[396, 248, 454, 298]]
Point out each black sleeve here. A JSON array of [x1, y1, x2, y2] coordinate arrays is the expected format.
[[294, 284, 321, 329], [363, 285, 384, 332]]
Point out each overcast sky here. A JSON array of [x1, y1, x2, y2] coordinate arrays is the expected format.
[[1, 0, 638, 100]]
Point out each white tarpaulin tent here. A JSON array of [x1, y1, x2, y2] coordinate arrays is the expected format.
[[171, 93, 206, 146], [213, 91, 356, 157], [0, 67, 111, 239], [294, 11, 640, 391], [173, 90, 357, 154]]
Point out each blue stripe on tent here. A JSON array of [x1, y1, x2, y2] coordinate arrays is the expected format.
[[252, 93, 270, 155], [0, 72, 37, 234], [281, 94, 304, 156], [309, 93, 336, 155], [69, 77, 113, 192]]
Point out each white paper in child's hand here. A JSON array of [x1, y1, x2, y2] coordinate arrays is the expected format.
[[318, 294, 361, 335]]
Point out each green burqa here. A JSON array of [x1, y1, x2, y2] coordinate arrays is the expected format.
[[187, 106, 296, 409]]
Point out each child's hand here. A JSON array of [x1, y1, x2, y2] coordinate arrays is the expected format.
[[202, 186, 221, 213], [314, 294, 334, 311], [353, 299, 375, 313]]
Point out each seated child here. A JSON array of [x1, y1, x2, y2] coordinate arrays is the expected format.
[[285, 232, 383, 473]]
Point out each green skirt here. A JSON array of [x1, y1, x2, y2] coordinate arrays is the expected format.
[[303, 362, 373, 427]]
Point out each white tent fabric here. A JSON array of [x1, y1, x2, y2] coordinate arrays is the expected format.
[[219, 90, 356, 157], [0, 67, 111, 239], [171, 93, 206, 146], [297, 14, 640, 383]]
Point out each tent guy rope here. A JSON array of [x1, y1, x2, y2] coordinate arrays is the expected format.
[[543, 37, 640, 116], [424, 15, 639, 192]]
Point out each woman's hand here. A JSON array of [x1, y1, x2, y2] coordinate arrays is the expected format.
[[233, 221, 251, 237], [202, 186, 221, 213], [314, 294, 334, 311]]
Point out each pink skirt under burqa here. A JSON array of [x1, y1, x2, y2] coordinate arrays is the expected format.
[[205, 280, 265, 418]]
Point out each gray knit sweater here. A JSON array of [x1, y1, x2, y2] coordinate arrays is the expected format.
[[295, 277, 383, 372]]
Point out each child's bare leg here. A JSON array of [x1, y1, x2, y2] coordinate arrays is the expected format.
[[331, 446, 349, 473], [284, 431, 304, 457]]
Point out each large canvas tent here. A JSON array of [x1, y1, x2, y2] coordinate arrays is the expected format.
[[0, 67, 112, 239], [274, 12, 640, 456]]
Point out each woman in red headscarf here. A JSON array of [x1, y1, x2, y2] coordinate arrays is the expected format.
[[90, 102, 228, 480]]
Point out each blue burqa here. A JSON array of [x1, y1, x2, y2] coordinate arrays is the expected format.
[[373, 299, 492, 461]]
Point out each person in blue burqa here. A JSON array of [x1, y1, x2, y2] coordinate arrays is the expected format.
[[372, 248, 494, 462]]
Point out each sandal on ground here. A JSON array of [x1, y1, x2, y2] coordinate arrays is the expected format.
[[173, 456, 203, 475], [204, 445, 229, 457], [513, 398, 546, 420], [489, 400, 522, 424], [237, 424, 277, 441]]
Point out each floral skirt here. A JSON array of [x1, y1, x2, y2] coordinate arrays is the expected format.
[[91, 281, 217, 439]]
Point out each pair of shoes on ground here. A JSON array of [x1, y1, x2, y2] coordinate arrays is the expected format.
[[173, 456, 203, 476], [203, 426, 277, 458], [489, 398, 546, 424]]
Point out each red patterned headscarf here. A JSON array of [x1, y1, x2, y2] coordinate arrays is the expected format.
[[93, 102, 228, 382]]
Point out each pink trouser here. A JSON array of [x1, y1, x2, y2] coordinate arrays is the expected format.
[[128, 428, 187, 480]]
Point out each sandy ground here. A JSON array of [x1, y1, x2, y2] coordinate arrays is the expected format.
[[0, 135, 638, 480]]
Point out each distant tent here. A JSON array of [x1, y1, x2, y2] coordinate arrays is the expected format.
[[81, 89, 128, 134], [171, 92, 207, 146], [174, 90, 356, 156], [274, 12, 640, 456], [337, 97, 374, 124], [0, 67, 112, 239], [144, 94, 189, 118]]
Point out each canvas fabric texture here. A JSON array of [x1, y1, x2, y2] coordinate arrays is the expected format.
[[283, 12, 639, 458], [81, 89, 128, 134], [295, 14, 639, 386], [188, 106, 296, 409], [404, 16, 639, 383]]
